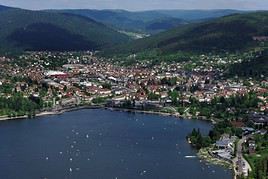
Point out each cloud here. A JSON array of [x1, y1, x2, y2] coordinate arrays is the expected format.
[[0, 0, 267, 10]]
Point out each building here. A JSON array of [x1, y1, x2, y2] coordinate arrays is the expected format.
[[215, 134, 236, 149], [215, 139, 232, 149], [45, 71, 68, 79], [250, 114, 268, 127], [248, 140, 256, 155], [253, 36, 268, 41]]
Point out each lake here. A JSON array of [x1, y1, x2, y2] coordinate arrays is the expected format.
[[0, 109, 232, 179]]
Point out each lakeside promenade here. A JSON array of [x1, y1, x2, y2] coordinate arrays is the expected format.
[[0, 104, 214, 122], [0, 105, 103, 121]]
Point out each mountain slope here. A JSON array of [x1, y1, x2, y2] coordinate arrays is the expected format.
[[155, 9, 244, 21], [105, 11, 268, 55], [145, 17, 186, 33], [49, 9, 243, 34], [49, 9, 187, 34], [0, 8, 130, 53]]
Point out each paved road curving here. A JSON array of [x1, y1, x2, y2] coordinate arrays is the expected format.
[[233, 136, 252, 179]]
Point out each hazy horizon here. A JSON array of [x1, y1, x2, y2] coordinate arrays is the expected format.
[[0, 0, 268, 11]]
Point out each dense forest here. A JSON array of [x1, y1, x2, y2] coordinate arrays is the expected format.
[[52, 9, 241, 34], [104, 12, 268, 56], [0, 8, 129, 53]]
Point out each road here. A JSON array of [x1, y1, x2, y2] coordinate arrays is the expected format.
[[233, 136, 252, 179]]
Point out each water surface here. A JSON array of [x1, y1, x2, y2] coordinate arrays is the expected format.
[[0, 109, 232, 179]]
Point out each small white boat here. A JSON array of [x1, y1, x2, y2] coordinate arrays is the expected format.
[[185, 155, 197, 158]]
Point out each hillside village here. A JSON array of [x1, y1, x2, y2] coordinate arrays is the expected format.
[[1, 51, 268, 119], [0, 51, 268, 178]]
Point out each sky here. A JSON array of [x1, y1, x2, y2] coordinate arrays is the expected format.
[[0, 0, 268, 11]]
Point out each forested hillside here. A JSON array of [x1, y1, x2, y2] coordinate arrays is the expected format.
[[0, 8, 130, 53]]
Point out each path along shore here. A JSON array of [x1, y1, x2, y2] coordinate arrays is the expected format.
[[0, 105, 213, 122], [0, 105, 102, 121]]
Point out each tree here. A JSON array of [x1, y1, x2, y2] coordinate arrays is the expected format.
[[148, 92, 160, 101], [102, 83, 112, 90], [169, 90, 179, 105]]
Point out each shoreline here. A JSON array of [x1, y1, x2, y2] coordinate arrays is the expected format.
[[106, 107, 214, 122], [197, 147, 234, 178], [0, 105, 214, 122], [0, 105, 103, 121]]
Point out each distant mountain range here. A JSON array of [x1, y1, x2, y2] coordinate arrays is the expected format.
[[0, 4, 263, 54], [0, 6, 130, 53], [153, 9, 244, 21], [47, 9, 186, 34], [105, 11, 268, 55], [50, 9, 244, 34]]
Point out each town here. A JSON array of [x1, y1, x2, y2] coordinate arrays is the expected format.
[[0, 50, 268, 178]]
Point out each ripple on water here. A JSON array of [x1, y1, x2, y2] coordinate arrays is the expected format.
[[0, 109, 232, 179]]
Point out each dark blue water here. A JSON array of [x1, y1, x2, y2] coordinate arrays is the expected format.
[[0, 109, 232, 179]]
